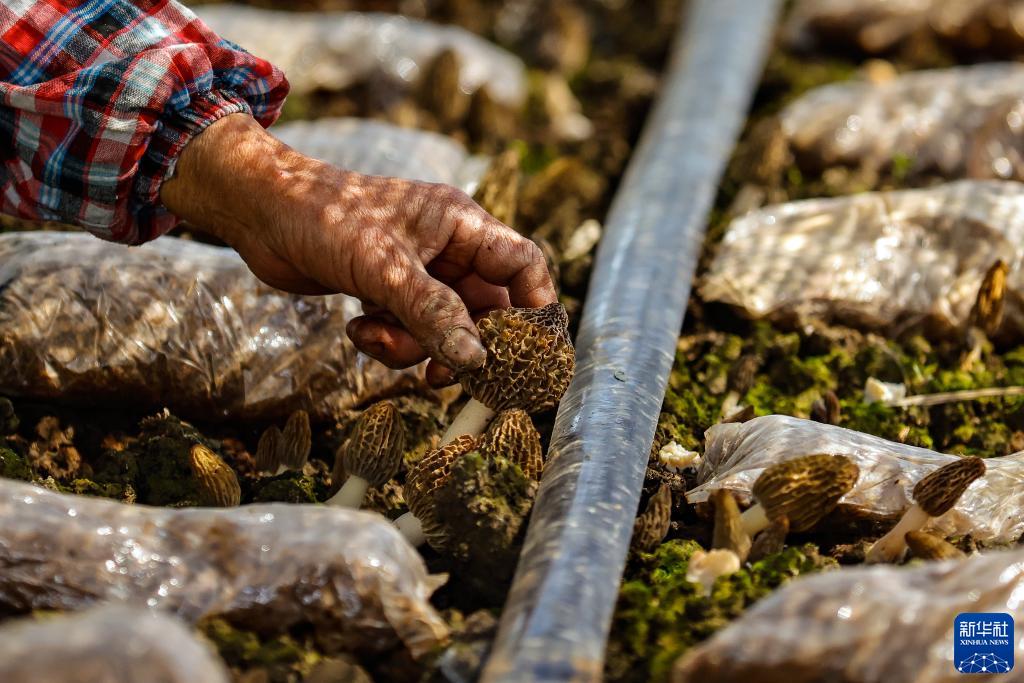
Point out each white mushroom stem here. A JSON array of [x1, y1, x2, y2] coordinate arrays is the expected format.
[[395, 512, 427, 547], [865, 504, 931, 564], [739, 504, 771, 538], [325, 476, 370, 508], [440, 398, 496, 446], [274, 464, 288, 476]]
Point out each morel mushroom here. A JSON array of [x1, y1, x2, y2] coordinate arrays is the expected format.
[[189, 444, 241, 507], [747, 515, 790, 563], [866, 456, 985, 564], [905, 530, 966, 561], [395, 435, 478, 548], [477, 409, 543, 480], [441, 303, 575, 445], [712, 489, 751, 562], [327, 401, 406, 508], [255, 410, 312, 475], [686, 549, 741, 596], [740, 454, 860, 537], [631, 484, 672, 553]]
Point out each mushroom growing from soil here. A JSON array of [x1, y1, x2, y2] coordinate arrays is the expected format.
[[905, 530, 966, 561], [740, 454, 860, 538], [686, 549, 741, 596], [747, 515, 789, 563], [254, 410, 311, 475], [631, 484, 673, 553], [865, 456, 985, 564], [441, 303, 575, 445], [396, 435, 478, 548], [711, 489, 751, 562], [327, 400, 406, 509], [477, 409, 544, 481], [189, 444, 241, 507]]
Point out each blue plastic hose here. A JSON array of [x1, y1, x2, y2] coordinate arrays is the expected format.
[[480, 1, 782, 680]]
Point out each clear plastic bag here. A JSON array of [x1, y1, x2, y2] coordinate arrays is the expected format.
[[196, 4, 526, 105], [779, 63, 1024, 181], [784, 0, 1023, 54], [0, 605, 230, 683], [699, 180, 1024, 338], [0, 231, 420, 421], [672, 545, 1024, 683], [0, 478, 448, 658], [271, 117, 490, 193], [686, 415, 1024, 543]]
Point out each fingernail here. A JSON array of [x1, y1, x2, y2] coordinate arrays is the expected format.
[[441, 327, 486, 369]]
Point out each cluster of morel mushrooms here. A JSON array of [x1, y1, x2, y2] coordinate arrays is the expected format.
[[189, 302, 575, 558], [631, 451, 987, 593]]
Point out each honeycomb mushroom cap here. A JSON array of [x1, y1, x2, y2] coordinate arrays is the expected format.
[[478, 409, 544, 480], [751, 454, 860, 532], [405, 435, 477, 551], [459, 303, 575, 413], [189, 444, 241, 507], [254, 425, 283, 473], [971, 259, 1007, 335], [280, 410, 312, 471], [912, 456, 986, 517], [631, 484, 672, 553], [339, 401, 406, 488]]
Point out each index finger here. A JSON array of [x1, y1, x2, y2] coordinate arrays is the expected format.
[[471, 219, 558, 308]]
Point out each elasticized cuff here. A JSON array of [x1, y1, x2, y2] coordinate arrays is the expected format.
[[130, 88, 255, 244]]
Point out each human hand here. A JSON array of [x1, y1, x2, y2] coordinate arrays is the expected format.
[[160, 113, 557, 385]]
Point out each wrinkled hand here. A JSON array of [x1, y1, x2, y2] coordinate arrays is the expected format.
[[161, 113, 557, 385]]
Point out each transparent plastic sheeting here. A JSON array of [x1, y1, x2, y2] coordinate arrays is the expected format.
[[700, 180, 1024, 338], [271, 117, 489, 193], [687, 415, 1024, 542], [480, 1, 782, 681], [0, 232, 419, 421], [673, 546, 1024, 683], [196, 4, 526, 105], [0, 605, 230, 683], [780, 63, 1024, 181], [0, 479, 448, 658], [785, 0, 1024, 53]]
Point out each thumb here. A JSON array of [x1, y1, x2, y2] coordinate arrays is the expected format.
[[387, 264, 487, 372]]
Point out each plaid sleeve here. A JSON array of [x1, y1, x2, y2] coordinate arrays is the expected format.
[[0, 0, 289, 244]]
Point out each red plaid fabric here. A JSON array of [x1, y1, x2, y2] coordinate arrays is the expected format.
[[0, 0, 289, 243]]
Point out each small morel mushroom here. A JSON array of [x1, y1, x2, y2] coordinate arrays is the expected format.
[[866, 456, 986, 564], [905, 530, 966, 561], [189, 444, 241, 507], [970, 259, 1007, 337], [711, 489, 751, 562], [810, 390, 841, 425], [740, 454, 860, 537], [720, 353, 761, 418], [396, 435, 478, 548], [0, 397, 18, 435], [631, 484, 672, 553], [442, 303, 575, 444], [327, 401, 406, 509], [747, 515, 790, 563], [472, 149, 520, 228], [477, 409, 543, 481], [686, 549, 741, 596], [254, 410, 312, 475]]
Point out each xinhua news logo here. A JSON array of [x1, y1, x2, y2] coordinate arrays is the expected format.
[[954, 613, 1014, 674]]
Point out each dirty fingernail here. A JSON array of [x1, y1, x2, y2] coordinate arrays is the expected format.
[[442, 327, 485, 369]]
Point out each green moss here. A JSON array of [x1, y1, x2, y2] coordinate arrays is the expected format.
[[199, 617, 321, 671], [69, 478, 133, 501], [129, 413, 220, 507], [0, 446, 33, 481], [249, 470, 324, 504], [606, 541, 836, 683]]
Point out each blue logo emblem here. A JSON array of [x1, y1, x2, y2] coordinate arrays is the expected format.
[[954, 613, 1014, 674]]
